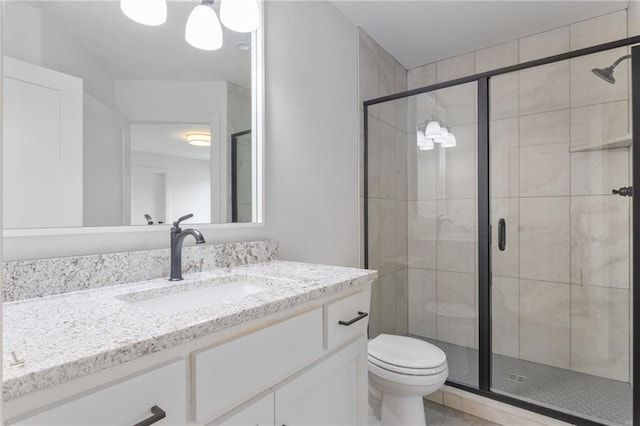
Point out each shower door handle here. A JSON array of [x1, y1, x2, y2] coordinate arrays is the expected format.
[[498, 218, 506, 251], [612, 186, 633, 197]]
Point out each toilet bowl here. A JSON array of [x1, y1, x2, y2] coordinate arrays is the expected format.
[[368, 334, 448, 426]]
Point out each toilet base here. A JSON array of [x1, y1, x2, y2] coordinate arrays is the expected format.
[[380, 394, 426, 426]]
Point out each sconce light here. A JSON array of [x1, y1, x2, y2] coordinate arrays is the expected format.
[[424, 120, 442, 139], [417, 129, 434, 150], [185, 0, 223, 51], [186, 133, 212, 146], [441, 132, 457, 148], [220, 0, 260, 32], [121, 0, 259, 51], [418, 120, 456, 149], [120, 0, 167, 26], [434, 126, 449, 143]]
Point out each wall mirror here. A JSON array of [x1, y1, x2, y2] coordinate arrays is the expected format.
[[2, 0, 262, 232]]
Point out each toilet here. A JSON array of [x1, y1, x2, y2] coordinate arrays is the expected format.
[[368, 334, 448, 426]]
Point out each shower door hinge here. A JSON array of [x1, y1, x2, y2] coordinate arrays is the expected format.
[[612, 186, 633, 197]]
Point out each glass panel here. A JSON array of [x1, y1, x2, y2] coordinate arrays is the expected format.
[[232, 131, 253, 223], [367, 81, 478, 388], [489, 48, 633, 425]]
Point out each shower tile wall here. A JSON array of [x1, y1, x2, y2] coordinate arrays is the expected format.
[[406, 10, 632, 382], [359, 29, 409, 338]]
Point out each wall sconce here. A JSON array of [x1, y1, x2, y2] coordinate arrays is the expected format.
[[120, 0, 259, 51], [418, 120, 456, 149], [120, 0, 167, 26], [185, 0, 223, 51], [186, 133, 212, 146]]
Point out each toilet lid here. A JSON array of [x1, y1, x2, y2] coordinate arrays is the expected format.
[[368, 334, 447, 370]]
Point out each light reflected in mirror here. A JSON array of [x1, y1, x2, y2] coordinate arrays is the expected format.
[[2, 0, 257, 230]]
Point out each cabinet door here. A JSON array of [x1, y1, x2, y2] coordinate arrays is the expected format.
[[14, 360, 187, 426], [275, 338, 367, 426], [215, 393, 274, 426]]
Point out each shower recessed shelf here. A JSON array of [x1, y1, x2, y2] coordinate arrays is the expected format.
[[569, 135, 632, 153]]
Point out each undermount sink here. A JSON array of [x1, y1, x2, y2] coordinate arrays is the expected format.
[[118, 274, 278, 315]]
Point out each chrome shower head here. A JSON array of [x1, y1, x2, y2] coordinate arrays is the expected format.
[[591, 54, 631, 84], [591, 66, 616, 84]]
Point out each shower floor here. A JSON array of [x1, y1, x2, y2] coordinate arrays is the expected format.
[[413, 336, 633, 426]]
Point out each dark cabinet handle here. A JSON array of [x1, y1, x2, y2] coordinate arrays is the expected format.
[[498, 218, 506, 251], [133, 406, 166, 426], [338, 311, 368, 326]]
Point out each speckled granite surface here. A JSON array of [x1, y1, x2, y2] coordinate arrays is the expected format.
[[3, 240, 279, 302], [3, 260, 376, 401]]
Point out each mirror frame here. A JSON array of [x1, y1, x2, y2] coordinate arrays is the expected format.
[[1, 1, 265, 241]]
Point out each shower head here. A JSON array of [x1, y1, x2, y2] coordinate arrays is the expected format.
[[591, 66, 616, 84], [591, 54, 631, 84]]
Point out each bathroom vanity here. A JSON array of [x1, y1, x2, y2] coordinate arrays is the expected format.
[[2, 260, 375, 425]]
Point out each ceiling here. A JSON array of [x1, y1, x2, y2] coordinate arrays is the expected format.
[[30, 1, 252, 88], [131, 123, 212, 161], [332, 0, 629, 69]]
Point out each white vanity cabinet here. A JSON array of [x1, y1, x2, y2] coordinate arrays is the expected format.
[[14, 359, 187, 425], [274, 338, 366, 426], [7, 287, 371, 426], [193, 307, 324, 423], [214, 394, 274, 426]]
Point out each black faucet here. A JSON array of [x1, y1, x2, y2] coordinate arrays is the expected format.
[[169, 214, 206, 281]]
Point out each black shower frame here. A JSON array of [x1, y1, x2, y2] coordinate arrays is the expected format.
[[363, 35, 640, 426], [231, 129, 251, 223]]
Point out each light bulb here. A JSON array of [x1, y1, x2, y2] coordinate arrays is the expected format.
[[434, 127, 449, 143], [442, 132, 457, 148], [417, 131, 434, 150], [424, 120, 441, 139], [185, 4, 223, 51], [120, 0, 167, 26], [220, 0, 260, 32]]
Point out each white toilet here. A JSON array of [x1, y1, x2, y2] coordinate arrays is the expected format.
[[368, 334, 448, 426]]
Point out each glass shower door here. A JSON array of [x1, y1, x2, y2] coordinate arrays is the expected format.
[[404, 81, 479, 389], [489, 48, 634, 425]]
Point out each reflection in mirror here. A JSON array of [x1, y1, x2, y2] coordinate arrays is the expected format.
[[2, 0, 257, 229], [231, 130, 251, 223]]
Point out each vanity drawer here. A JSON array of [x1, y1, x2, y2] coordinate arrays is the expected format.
[[325, 290, 371, 350], [15, 359, 187, 426], [193, 307, 323, 423]]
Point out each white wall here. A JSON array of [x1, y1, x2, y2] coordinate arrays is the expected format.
[[131, 151, 211, 225], [4, 1, 361, 269], [83, 94, 131, 227], [263, 1, 359, 267]]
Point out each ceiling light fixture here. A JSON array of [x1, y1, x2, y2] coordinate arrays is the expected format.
[[185, 0, 223, 51], [220, 0, 260, 33], [120, 0, 167, 26], [186, 133, 212, 146]]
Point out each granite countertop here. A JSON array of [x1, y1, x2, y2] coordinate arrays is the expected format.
[[2, 260, 377, 401]]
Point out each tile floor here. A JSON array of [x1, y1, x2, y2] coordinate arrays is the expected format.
[[418, 336, 632, 426], [424, 400, 500, 426]]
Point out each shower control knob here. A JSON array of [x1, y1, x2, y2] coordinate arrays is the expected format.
[[612, 186, 633, 197]]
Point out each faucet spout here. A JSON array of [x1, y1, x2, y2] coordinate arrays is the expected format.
[[169, 215, 206, 281]]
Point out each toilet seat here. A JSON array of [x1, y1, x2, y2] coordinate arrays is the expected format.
[[368, 354, 447, 376], [368, 334, 447, 375]]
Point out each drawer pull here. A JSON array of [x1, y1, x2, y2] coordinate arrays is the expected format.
[[338, 311, 368, 326], [133, 405, 166, 426]]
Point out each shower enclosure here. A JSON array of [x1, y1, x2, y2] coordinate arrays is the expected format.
[[364, 37, 640, 426]]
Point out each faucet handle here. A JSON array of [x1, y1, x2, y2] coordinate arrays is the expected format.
[[173, 213, 194, 228]]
